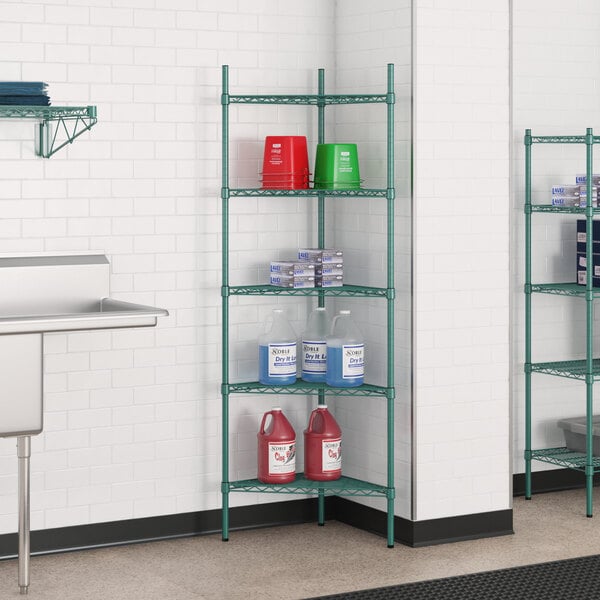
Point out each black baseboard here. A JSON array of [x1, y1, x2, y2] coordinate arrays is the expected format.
[[333, 497, 513, 547], [0, 494, 512, 558], [513, 468, 600, 496]]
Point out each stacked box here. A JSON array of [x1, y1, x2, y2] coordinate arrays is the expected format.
[[576, 174, 600, 187], [576, 219, 600, 287], [270, 261, 315, 277], [552, 184, 598, 207], [298, 248, 344, 286], [270, 274, 315, 288], [298, 248, 343, 264]]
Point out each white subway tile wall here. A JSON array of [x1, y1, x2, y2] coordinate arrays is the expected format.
[[0, 0, 337, 535]]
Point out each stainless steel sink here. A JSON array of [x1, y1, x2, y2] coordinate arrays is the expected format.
[[0, 254, 168, 594]]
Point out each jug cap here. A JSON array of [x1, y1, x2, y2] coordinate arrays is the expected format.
[[339, 310, 351, 315], [272, 407, 281, 411], [317, 404, 327, 409]]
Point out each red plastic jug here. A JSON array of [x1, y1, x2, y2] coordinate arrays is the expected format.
[[257, 408, 296, 483], [304, 405, 342, 481]]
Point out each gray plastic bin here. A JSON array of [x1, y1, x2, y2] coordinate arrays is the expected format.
[[557, 416, 600, 455]]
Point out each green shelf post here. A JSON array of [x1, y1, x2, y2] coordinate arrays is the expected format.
[[585, 128, 594, 517], [385, 62, 396, 548], [221, 64, 231, 541], [524, 128, 532, 500], [317, 67, 326, 527]]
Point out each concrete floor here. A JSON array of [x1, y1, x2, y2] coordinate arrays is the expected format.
[[1, 488, 600, 599]]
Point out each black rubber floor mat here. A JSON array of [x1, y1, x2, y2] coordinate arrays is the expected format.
[[307, 553, 600, 599]]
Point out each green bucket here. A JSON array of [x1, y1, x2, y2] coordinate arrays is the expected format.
[[313, 143, 361, 190]]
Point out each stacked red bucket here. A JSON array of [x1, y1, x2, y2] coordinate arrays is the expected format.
[[261, 135, 309, 190]]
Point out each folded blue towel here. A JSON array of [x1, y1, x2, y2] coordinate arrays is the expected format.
[[0, 82, 48, 95], [0, 95, 50, 106]]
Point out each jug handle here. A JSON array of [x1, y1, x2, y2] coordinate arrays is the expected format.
[[259, 411, 273, 435], [307, 407, 321, 432]]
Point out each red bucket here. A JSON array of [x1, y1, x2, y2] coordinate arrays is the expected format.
[[261, 136, 309, 190]]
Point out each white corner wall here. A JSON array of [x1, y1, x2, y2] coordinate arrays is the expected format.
[[413, 0, 511, 520], [334, 0, 413, 518], [512, 2, 600, 475]]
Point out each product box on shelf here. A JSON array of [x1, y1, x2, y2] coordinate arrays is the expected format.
[[270, 261, 316, 276], [576, 252, 600, 286], [576, 219, 600, 254], [558, 416, 600, 456], [576, 174, 600, 187], [316, 275, 344, 288], [298, 248, 343, 264], [552, 185, 581, 197], [315, 263, 344, 276], [270, 274, 315, 288]]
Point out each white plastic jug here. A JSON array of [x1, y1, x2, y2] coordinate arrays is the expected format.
[[326, 309, 364, 387], [301, 307, 330, 383], [258, 309, 297, 385]]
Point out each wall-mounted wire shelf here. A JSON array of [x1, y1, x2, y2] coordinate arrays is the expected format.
[[0, 105, 97, 158]]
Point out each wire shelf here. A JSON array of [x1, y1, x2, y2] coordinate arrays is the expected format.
[[531, 447, 600, 471], [530, 136, 600, 144], [228, 284, 389, 298], [226, 380, 392, 398], [531, 359, 600, 380], [531, 204, 600, 214], [229, 188, 387, 198], [228, 94, 388, 106], [530, 283, 600, 297], [228, 474, 391, 497], [0, 105, 96, 119]]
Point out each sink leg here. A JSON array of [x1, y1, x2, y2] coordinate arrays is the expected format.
[[17, 436, 31, 595]]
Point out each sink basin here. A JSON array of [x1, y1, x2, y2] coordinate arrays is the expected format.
[[0, 254, 167, 334], [0, 254, 168, 438]]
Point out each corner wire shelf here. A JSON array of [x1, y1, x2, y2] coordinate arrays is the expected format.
[[224, 380, 393, 398], [530, 448, 600, 472], [229, 188, 388, 198], [221, 64, 396, 547], [0, 105, 97, 158], [227, 284, 391, 298], [228, 94, 388, 105], [227, 474, 392, 498]]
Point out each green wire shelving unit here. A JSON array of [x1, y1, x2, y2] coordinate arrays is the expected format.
[[220, 64, 396, 547], [0, 105, 97, 157], [524, 127, 600, 516]]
